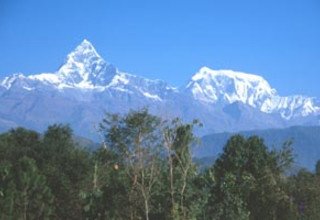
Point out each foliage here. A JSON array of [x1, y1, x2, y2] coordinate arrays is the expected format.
[[0, 157, 54, 219], [206, 135, 294, 220], [287, 169, 320, 220], [0, 110, 320, 219]]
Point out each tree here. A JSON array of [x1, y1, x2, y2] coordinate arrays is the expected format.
[[288, 168, 320, 219], [162, 118, 201, 219], [41, 124, 91, 219], [206, 135, 294, 220], [0, 127, 41, 165], [100, 109, 162, 220], [0, 128, 54, 219], [0, 161, 16, 219], [80, 147, 131, 219], [0, 157, 54, 219]]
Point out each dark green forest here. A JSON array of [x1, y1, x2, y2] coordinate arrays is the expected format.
[[1, 109, 320, 220]]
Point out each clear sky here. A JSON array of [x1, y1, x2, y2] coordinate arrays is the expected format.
[[1, 0, 319, 96]]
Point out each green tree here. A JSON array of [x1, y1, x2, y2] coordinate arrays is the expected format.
[[0, 127, 41, 165], [41, 124, 91, 219], [80, 147, 131, 219], [206, 135, 294, 220], [100, 109, 162, 220], [289, 168, 320, 219], [0, 161, 16, 219], [0, 157, 54, 220], [162, 118, 201, 219]]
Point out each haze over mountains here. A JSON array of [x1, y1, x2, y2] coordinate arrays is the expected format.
[[0, 39, 320, 140]]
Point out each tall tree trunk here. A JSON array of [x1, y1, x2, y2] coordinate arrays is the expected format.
[[169, 156, 175, 216], [93, 162, 98, 189], [144, 198, 149, 220], [180, 169, 189, 219], [180, 180, 186, 218], [23, 188, 28, 220]]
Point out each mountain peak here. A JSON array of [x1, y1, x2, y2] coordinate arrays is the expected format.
[[80, 38, 93, 46], [193, 66, 264, 82], [56, 39, 116, 87], [77, 39, 96, 52], [187, 66, 277, 106], [66, 39, 101, 62]]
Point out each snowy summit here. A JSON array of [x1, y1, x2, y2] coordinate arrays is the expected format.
[[0, 39, 319, 139]]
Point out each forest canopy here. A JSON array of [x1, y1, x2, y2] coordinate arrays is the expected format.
[[1, 109, 320, 220]]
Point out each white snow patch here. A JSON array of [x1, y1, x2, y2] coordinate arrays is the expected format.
[[108, 73, 129, 87], [23, 86, 35, 91], [29, 73, 61, 84], [142, 92, 162, 101]]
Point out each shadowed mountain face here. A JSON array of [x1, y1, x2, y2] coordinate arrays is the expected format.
[[0, 40, 319, 140]]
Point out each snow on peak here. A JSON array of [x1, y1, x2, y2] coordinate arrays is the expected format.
[[187, 66, 276, 106], [67, 39, 102, 62], [57, 39, 116, 87], [185, 66, 320, 119], [1, 73, 26, 89], [261, 95, 320, 119], [193, 66, 265, 82], [1, 43, 318, 120], [0, 39, 118, 90], [0, 39, 175, 98]]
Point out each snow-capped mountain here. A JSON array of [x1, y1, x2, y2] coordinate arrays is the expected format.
[[1, 40, 177, 101], [186, 67, 320, 119], [186, 67, 277, 105], [0, 39, 319, 139]]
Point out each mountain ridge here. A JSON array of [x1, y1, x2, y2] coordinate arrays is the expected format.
[[0, 39, 319, 140]]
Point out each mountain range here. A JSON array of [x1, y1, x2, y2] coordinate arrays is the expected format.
[[1, 39, 320, 140]]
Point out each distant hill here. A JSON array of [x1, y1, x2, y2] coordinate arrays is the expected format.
[[73, 135, 101, 151], [194, 126, 320, 170]]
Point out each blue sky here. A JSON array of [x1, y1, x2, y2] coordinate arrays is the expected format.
[[0, 0, 319, 96]]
